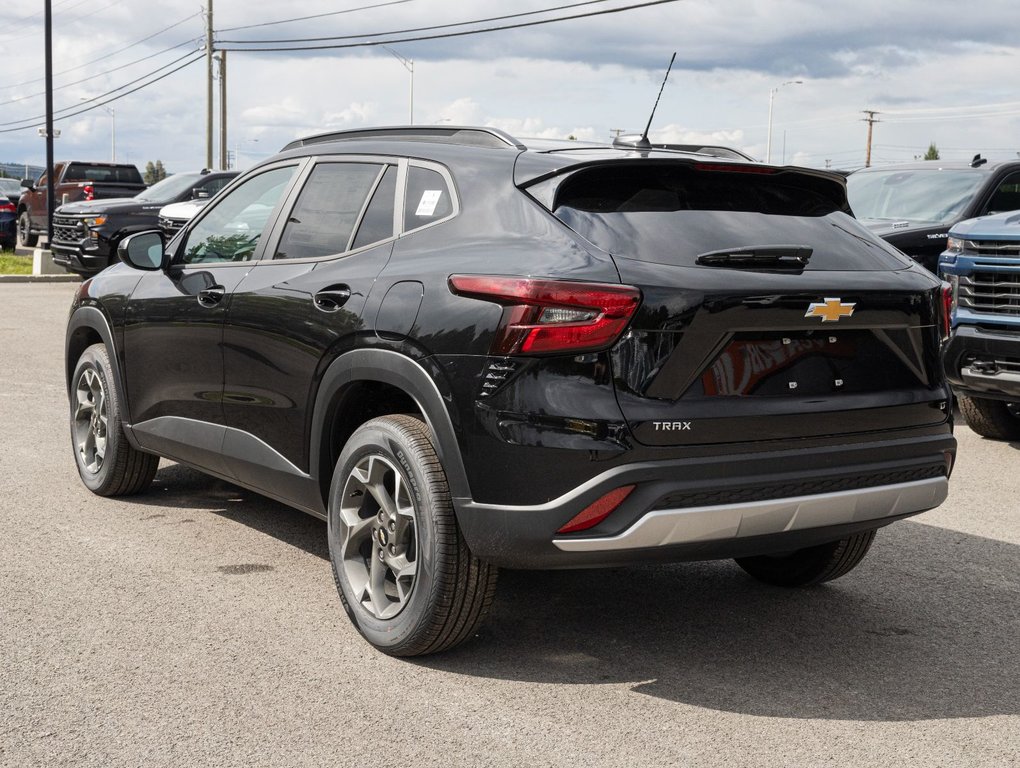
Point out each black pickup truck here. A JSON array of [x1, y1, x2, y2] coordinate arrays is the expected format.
[[50, 169, 237, 275], [17, 161, 146, 247]]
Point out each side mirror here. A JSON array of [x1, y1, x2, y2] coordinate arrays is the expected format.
[[118, 230, 167, 271], [20, 178, 34, 190], [192, 188, 211, 199]]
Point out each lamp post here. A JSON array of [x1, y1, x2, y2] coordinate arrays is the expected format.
[[766, 80, 801, 164], [81, 99, 115, 161], [380, 45, 414, 124]]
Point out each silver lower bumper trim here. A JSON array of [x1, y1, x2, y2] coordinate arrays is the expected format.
[[552, 477, 948, 553]]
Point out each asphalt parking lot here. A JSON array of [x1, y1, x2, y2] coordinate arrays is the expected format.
[[2, 282, 1018, 768]]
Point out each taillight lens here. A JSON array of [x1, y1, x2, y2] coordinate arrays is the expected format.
[[449, 275, 641, 356], [0, 201, 14, 213], [83, 184, 95, 201], [940, 281, 952, 341], [556, 485, 636, 534]]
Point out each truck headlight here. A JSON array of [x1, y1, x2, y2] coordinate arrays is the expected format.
[[83, 216, 107, 228]]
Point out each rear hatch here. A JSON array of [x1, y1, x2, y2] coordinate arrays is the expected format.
[[525, 159, 950, 446]]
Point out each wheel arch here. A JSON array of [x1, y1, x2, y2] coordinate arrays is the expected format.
[[66, 306, 127, 414], [310, 349, 471, 509]]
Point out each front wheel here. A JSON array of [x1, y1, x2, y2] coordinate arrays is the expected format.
[[735, 530, 877, 587], [328, 415, 497, 656], [958, 394, 1020, 440], [17, 211, 38, 248], [71, 344, 158, 495]]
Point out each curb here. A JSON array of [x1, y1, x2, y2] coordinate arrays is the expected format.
[[0, 273, 81, 283]]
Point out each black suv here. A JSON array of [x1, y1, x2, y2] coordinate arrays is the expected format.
[[66, 126, 956, 656], [52, 169, 237, 275]]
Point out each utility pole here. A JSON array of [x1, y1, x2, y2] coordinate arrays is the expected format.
[[218, 51, 227, 170], [862, 110, 880, 168], [205, 0, 214, 169], [44, 0, 55, 246]]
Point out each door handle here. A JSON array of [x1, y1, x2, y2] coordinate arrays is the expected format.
[[314, 285, 352, 313], [197, 285, 225, 307]]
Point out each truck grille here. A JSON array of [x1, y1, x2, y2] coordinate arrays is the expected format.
[[52, 214, 84, 244], [958, 271, 1020, 316], [963, 240, 1020, 256], [159, 216, 186, 237]]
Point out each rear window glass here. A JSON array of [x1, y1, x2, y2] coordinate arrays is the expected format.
[[543, 164, 908, 271], [847, 169, 985, 224], [63, 163, 144, 184]]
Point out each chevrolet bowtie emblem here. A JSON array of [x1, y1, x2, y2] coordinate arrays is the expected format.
[[805, 297, 856, 322]]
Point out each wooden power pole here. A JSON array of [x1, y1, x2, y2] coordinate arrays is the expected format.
[[862, 110, 880, 168]]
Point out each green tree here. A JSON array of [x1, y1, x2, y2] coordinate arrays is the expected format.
[[143, 160, 167, 185], [923, 142, 940, 161]]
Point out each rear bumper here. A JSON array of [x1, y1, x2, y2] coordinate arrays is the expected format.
[[454, 431, 955, 568], [943, 324, 1020, 402]]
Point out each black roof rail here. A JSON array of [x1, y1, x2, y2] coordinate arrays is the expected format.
[[281, 126, 526, 152]]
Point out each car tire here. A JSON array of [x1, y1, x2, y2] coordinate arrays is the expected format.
[[327, 414, 498, 656], [17, 211, 37, 248], [957, 394, 1020, 440], [734, 530, 877, 587], [70, 344, 158, 496]]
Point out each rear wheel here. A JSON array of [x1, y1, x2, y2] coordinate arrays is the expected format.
[[17, 211, 37, 248], [735, 530, 877, 587], [958, 394, 1020, 440], [327, 415, 497, 656], [71, 344, 158, 495]]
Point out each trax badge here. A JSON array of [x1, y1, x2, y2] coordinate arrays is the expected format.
[[805, 297, 855, 323]]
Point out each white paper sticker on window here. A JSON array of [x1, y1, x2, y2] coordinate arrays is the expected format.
[[415, 189, 443, 217]]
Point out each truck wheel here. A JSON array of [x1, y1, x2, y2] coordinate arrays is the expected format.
[[327, 415, 498, 656], [958, 395, 1020, 440], [71, 344, 159, 496], [17, 211, 38, 248], [734, 530, 877, 587]]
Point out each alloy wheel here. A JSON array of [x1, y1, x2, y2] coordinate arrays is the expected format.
[[73, 367, 108, 474], [337, 454, 419, 620]]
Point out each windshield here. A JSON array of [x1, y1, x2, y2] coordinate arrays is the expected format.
[[847, 169, 985, 224], [137, 173, 201, 203]]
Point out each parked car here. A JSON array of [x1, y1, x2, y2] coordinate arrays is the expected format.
[[158, 197, 212, 239], [0, 197, 15, 248], [66, 125, 955, 657], [0, 177, 23, 204], [17, 161, 147, 248], [846, 156, 1020, 272], [51, 169, 238, 275], [940, 208, 1020, 438]]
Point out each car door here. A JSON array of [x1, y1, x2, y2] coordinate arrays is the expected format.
[[122, 161, 304, 474], [219, 158, 400, 503]]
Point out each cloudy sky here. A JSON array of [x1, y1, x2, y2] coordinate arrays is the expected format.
[[2, 0, 1019, 175]]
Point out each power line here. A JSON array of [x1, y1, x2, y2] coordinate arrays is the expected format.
[[0, 54, 205, 133], [221, 0, 620, 44], [0, 13, 201, 92], [0, 38, 202, 108], [220, 0, 416, 33], [218, 0, 680, 52]]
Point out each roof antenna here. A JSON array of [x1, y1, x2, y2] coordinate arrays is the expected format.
[[614, 52, 676, 150]]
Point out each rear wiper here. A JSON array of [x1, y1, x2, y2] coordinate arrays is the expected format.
[[696, 245, 812, 269]]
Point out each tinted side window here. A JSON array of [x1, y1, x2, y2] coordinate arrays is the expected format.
[[181, 165, 297, 265], [275, 163, 383, 260], [198, 176, 233, 198], [984, 172, 1020, 215], [403, 166, 453, 232], [351, 165, 396, 251]]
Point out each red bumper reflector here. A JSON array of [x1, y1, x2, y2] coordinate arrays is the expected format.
[[556, 485, 636, 534]]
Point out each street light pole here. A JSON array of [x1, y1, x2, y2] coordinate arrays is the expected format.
[[380, 45, 414, 124], [766, 79, 802, 164]]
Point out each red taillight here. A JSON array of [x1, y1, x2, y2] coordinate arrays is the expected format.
[[448, 275, 641, 356], [694, 163, 778, 175], [83, 184, 95, 201], [556, 485, 636, 534], [940, 281, 952, 342], [0, 201, 14, 213]]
